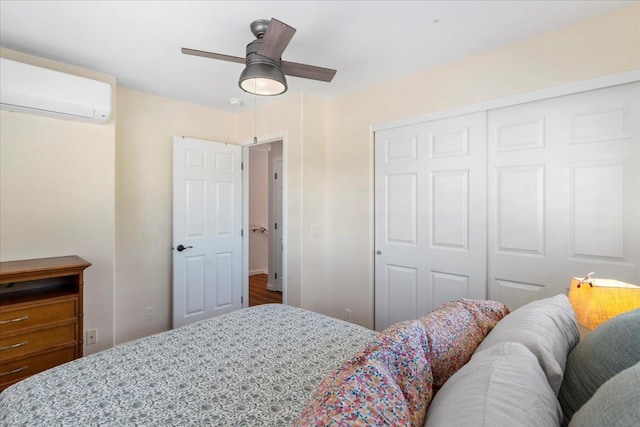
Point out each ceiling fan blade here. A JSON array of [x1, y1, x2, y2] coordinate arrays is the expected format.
[[257, 18, 296, 61], [281, 61, 337, 82], [181, 47, 245, 64]]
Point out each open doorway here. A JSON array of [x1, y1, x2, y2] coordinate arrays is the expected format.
[[247, 140, 284, 306]]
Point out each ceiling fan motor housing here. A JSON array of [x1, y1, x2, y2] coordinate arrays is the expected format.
[[245, 39, 280, 65], [239, 37, 287, 95]]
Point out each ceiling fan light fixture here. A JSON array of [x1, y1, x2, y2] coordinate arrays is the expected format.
[[239, 61, 287, 96]]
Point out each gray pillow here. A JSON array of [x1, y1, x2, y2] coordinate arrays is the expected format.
[[568, 362, 640, 427], [424, 342, 561, 427], [474, 294, 579, 395], [559, 308, 640, 425]]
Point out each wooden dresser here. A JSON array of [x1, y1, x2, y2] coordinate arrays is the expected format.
[[0, 255, 90, 391]]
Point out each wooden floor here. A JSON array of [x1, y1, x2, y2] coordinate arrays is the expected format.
[[249, 274, 282, 306]]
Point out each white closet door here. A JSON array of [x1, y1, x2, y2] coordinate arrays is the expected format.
[[374, 112, 487, 330], [488, 83, 640, 309]]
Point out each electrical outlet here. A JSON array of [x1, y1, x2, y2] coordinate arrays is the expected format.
[[344, 308, 352, 322], [145, 306, 153, 321], [86, 329, 97, 345]]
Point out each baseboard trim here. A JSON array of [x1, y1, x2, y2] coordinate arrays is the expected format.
[[249, 269, 268, 276]]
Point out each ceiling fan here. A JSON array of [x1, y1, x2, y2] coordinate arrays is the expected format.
[[182, 18, 337, 96]]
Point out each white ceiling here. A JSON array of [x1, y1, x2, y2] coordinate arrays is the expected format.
[[0, 1, 636, 113]]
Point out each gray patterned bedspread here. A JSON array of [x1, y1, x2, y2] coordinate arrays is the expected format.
[[0, 304, 376, 426]]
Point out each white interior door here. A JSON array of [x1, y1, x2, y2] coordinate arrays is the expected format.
[[270, 158, 284, 292], [488, 82, 640, 308], [172, 136, 243, 328], [374, 112, 487, 330]]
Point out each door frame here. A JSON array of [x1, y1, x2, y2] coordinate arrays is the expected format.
[[371, 69, 640, 326], [269, 156, 284, 292], [242, 131, 288, 307]]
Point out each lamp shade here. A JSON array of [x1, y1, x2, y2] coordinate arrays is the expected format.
[[568, 277, 640, 330], [239, 61, 287, 96]]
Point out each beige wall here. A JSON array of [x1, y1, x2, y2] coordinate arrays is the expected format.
[[324, 5, 640, 328], [115, 87, 237, 344], [0, 48, 116, 354], [299, 94, 328, 314]]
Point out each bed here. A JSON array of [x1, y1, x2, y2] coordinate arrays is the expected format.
[[2, 298, 638, 427], [0, 304, 376, 426]]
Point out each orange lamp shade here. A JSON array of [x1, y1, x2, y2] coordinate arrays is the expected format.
[[569, 277, 640, 330]]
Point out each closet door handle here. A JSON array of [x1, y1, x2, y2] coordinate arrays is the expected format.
[[376, 250, 382, 255], [176, 245, 193, 252]]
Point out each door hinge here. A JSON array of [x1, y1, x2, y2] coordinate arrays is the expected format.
[[275, 272, 278, 280], [241, 229, 244, 237], [274, 222, 278, 230], [241, 162, 244, 170], [275, 172, 278, 180], [241, 295, 244, 304]]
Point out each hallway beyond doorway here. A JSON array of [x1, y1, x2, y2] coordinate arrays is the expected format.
[[249, 274, 282, 306]]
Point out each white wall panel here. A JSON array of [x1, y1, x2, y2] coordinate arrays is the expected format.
[[432, 271, 469, 307], [386, 264, 418, 325], [429, 128, 469, 158], [186, 149, 205, 169], [496, 166, 544, 255], [215, 181, 233, 235], [386, 174, 417, 245], [184, 255, 205, 316], [571, 109, 627, 144], [215, 152, 233, 172], [386, 135, 418, 162], [431, 170, 468, 249], [494, 279, 544, 310], [496, 118, 545, 151], [572, 164, 624, 258], [186, 180, 205, 237], [214, 252, 233, 309]]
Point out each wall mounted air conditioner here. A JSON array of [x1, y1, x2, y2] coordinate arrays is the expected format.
[[0, 58, 112, 124]]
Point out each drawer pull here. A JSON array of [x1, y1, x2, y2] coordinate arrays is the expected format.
[[0, 365, 29, 377], [0, 340, 29, 351], [0, 315, 29, 325]]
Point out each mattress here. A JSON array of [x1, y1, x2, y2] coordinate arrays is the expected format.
[[0, 304, 376, 426]]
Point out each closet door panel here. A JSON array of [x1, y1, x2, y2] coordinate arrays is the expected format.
[[375, 125, 429, 330], [423, 112, 487, 303], [375, 112, 487, 330], [488, 82, 639, 309]]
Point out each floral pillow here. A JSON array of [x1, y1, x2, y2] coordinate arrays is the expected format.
[[296, 299, 510, 426], [296, 319, 433, 427], [419, 299, 510, 389]]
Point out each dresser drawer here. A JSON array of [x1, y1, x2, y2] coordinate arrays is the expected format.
[[0, 323, 76, 361], [0, 297, 78, 335], [0, 346, 76, 391]]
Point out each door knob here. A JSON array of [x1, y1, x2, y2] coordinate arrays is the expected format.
[[176, 244, 193, 252], [376, 250, 382, 255]]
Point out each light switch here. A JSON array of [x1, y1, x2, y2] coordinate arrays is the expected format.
[[311, 224, 320, 238]]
